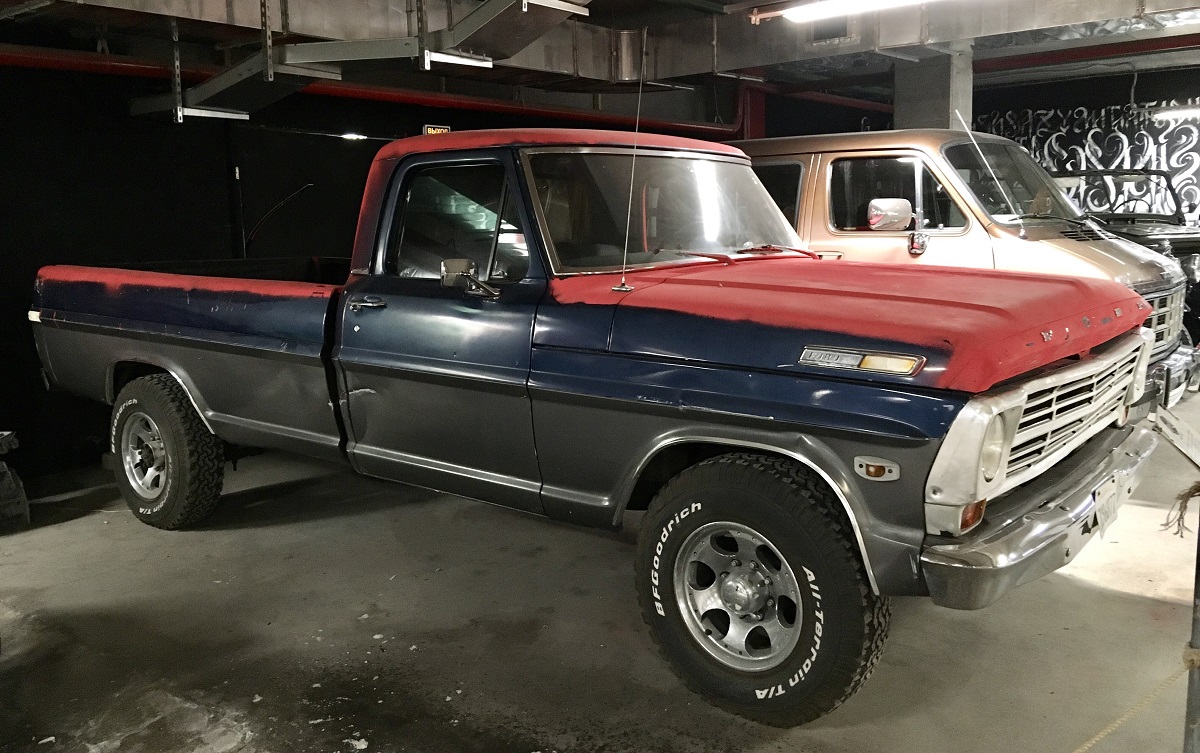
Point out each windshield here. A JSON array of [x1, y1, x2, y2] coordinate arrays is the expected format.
[[525, 151, 802, 272], [1062, 173, 1180, 218], [944, 142, 1083, 225]]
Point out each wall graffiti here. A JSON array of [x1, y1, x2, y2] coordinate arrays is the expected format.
[[976, 100, 1200, 218]]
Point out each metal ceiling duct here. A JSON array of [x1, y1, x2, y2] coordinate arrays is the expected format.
[[425, 0, 590, 60]]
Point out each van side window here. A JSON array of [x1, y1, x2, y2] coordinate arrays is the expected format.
[[385, 162, 528, 281], [830, 157, 965, 232], [921, 167, 967, 230], [753, 163, 804, 226]]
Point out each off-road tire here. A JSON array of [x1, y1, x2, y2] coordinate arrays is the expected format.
[[634, 452, 890, 727], [111, 374, 224, 529]]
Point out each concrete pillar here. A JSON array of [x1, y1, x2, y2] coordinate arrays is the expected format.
[[893, 40, 973, 130]]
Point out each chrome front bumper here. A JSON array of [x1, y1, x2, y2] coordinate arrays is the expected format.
[[1150, 343, 1199, 408], [920, 425, 1157, 610]]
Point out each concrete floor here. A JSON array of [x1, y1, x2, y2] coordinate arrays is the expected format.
[[3, 404, 1200, 753]]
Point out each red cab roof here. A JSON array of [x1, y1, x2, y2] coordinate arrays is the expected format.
[[371, 127, 746, 162]]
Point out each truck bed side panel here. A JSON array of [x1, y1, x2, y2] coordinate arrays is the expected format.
[[34, 266, 344, 462]]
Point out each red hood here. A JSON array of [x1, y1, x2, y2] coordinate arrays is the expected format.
[[549, 258, 1148, 393]]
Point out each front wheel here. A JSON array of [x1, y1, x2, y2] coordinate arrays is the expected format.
[[111, 374, 224, 530], [634, 453, 890, 727]]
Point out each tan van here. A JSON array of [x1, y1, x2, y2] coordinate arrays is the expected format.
[[734, 129, 1195, 406]]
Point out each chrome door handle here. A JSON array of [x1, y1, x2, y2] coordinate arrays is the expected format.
[[349, 295, 387, 312]]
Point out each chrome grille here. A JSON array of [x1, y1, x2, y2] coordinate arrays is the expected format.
[[1144, 285, 1185, 357], [1005, 341, 1142, 484]]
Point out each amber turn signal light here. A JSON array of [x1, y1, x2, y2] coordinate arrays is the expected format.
[[960, 500, 987, 533], [862, 463, 888, 478]]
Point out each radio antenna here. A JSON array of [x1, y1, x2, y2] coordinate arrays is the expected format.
[[612, 27, 648, 293], [954, 108, 1026, 238]]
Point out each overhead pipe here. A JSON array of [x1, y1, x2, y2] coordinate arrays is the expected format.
[[974, 32, 1200, 74], [0, 43, 745, 138], [303, 79, 746, 137]]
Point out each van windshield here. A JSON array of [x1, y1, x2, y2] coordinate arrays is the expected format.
[[525, 150, 802, 273], [944, 141, 1084, 225]]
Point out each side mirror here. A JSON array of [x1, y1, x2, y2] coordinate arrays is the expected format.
[[440, 258, 500, 298], [867, 198, 914, 232]]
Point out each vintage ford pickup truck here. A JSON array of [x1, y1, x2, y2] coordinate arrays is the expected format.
[[31, 128, 1158, 727]]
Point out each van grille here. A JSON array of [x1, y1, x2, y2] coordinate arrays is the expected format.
[[1145, 284, 1186, 358], [1005, 342, 1142, 484], [1060, 226, 1119, 243]]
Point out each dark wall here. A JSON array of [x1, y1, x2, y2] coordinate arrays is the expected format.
[[766, 95, 892, 136], [2, 69, 240, 476], [1, 66, 651, 478]]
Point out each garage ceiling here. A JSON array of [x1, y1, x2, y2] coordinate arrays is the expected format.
[[2, 0, 1200, 115]]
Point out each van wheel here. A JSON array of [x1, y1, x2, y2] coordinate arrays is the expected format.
[[634, 453, 890, 727], [111, 374, 224, 529]]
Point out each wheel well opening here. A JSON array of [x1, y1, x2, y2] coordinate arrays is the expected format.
[[625, 442, 799, 512], [110, 362, 168, 401]]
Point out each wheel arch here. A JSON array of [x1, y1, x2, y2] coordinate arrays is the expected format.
[[622, 435, 881, 595], [107, 360, 216, 436]]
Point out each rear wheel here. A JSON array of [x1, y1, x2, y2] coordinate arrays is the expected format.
[[111, 374, 224, 529], [634, 453, 890, 727]]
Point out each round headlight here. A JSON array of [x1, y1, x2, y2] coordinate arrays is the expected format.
[[980, 415, 1007, 483]]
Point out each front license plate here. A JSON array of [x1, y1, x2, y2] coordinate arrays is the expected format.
[[1091, 475, 1124, 537]]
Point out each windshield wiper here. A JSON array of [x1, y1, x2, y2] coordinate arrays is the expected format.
[[739, 244, 821, 259], [1011, 213, 1092, 227], [669, 245, 820, 262]]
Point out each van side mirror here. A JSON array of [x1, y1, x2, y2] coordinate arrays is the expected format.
[[440, 258, 500, 298], [868, 199, 914, 232]]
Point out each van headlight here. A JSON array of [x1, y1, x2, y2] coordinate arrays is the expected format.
[[980, 415, 1007, 482]]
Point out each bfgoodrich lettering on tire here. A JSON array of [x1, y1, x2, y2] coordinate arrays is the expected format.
[[634, 452, 890, 727], [111, 374, 224, 530]]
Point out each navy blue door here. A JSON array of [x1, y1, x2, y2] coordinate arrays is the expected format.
[[335, 158, 546, 513]]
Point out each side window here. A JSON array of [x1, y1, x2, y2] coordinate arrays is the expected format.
[[385, 163, 527, 281], [753, 163, 804, 227], [489, 191, 530, 282], [920, 168, 967, 230], [830, 157, 966, 232], [830, 157, 917, 231]]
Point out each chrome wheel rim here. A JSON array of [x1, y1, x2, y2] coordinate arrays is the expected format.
[[673, 521, 802, 672], [121, 412, 167, 501]]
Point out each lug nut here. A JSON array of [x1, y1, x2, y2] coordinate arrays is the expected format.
[[731, 560, 741, 567], [750, 561, 758, 570], [766, 598, 775, 607], [753, 611, 764, 621]]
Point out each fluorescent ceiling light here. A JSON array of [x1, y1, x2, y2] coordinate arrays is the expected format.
[[340, 133, 369, 140], [782, 0, 945, 24], [1153, 106, 1200, 121], [422, 50, 493, 69]]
